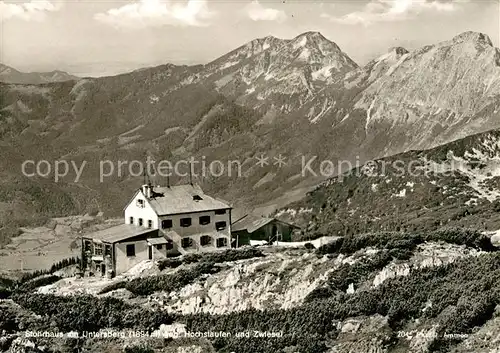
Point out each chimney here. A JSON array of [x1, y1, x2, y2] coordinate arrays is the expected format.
[[142, 184, 152, 198]]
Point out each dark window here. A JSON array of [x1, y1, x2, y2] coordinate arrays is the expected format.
[[215, 209, 226, 215], [94, 243, 103, 255], [199, 215, 211, 225], [138, 218, 143, 226], [126, 244, 135, 257], [166, 242, 173, 250], [104, 245, 112, 256], [180, 218, 192, 227], [155, 244, 163, 250], [147, 220, 153, 228], [129, 216, 134, 224], [200, 235, 212, 246], [161, 219, 173, 229], [216, 238, 228, 248], [215, 221, 227, 231], [137, 199, 145, 208], [181, 237, 193, 248]]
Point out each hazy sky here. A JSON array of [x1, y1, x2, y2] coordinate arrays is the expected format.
[[1, 0, 499, 76]]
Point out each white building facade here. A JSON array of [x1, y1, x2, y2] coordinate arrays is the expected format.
[[124, 183, 232, 255], [82, 183, 232, 277]]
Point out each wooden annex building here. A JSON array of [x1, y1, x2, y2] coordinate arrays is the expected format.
[[231, 215, 300, 246]]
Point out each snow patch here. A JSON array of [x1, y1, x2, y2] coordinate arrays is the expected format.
[[275, 208, 313, 218], [149, 94, 159, 104], [366, 98, 377, 130], [220, 61, 240, 70], [340, 113, 350, 123], [385, 53, 410, 76], [310, 98, 330, 124], [392, 189, 407, 198], [293, 36, 308, 49], [312, 64, 339, 80], [264, 73, 275, 81], [299, 49, 311, 61]]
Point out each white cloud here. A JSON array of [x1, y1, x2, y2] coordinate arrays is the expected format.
[[324, 0, 468, 26], [0, 0, 61, 21], [245, 0, 287, 23], [94, 0, 216, 28]]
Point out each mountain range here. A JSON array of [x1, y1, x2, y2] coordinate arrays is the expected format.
[[1, 30, 500, 245], [0, 64, 79, 84]]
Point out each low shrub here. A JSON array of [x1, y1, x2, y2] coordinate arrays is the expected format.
[[124, 346, 155, 353], [306, 250, 394, 302], [157, 248, 264, 271], [317, 228, 496, 256], [304, 242, 315, 250], [0, 305, 19, 332], [200, 248, 264, 263], [0, 277, 15, 299], [327, 251, 393, 292], [12, 293, 174, 333], [0, 287, 11, 299], [127, 262, 220, 296], [181, 252, 500, 352], [424, 228, 496, 251], [15, 275, 61, 294], [97, 280, 127, 295], [157, 257, 183, 270]]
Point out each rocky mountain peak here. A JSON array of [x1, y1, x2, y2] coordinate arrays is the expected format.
[[252, 34, 284, 48], [372, 46, 410, 64], [452, 31, 493, 47], [351, 30, 500, 154], [241, 35, 285, 56], [0, 64, 14, 75], [388, 46, 409, 56], [291, 31, 340, 52], [205, 35, 286, 70], [261, 34, 279, 42], [280, 32, 357, 77], [296, 31, 327, 40]]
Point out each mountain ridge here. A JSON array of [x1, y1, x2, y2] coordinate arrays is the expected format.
[[0, 30, 499, 246], [0, 63, 79, 84], [277, 127, 500, 239]]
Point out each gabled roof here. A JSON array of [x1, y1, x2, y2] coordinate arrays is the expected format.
[[231, 215, 299, 233], [146, 184, 231, 216], [83, 224, 157, 244], [122, 189, 141, 211]]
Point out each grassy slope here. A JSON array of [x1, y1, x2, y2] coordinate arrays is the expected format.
[[279, 129, 500, 241]]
